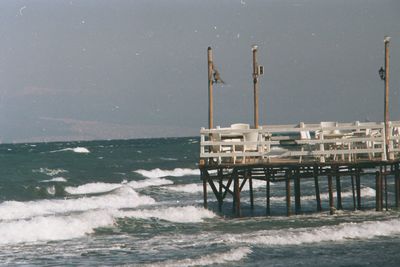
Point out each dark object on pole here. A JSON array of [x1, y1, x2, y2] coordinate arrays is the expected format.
[[213, 67, 225, 84], [379, 67, 385, 81]]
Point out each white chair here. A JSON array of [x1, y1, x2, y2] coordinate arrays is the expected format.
[[230, 123, 250, 129]]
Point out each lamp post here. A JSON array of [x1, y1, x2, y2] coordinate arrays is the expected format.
[[380, 36, 390, 159]]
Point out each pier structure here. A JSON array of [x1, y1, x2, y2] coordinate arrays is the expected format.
[[199, 121, 400, 217], [200, 38, 397, 217]]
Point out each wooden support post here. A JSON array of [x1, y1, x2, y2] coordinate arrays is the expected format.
[[252, 45, 259, 129], [395, 164, 400, 208], [351, 175, 356, 211], [383, 37, 390, 159], [207, 47, 214, 130], [233, 170, 241, 217], [376, 171, 382, 211], [248, 171, 254, 210], [286, 171, 292, 216], [336, 174, 343, 210], [356, 172, 361, 210], [384, 170, 388, 211], [266, 178, 271, 216], [294, 169, 301, 214], [218, 178, 223, 212], [202, 170, 208, 209], [314, 167, 322, 212], [328, 174, 334, 215]]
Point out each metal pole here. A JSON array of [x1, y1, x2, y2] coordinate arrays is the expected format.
[[384, 37, 390, 157], [208, 47, 214, 129], [252, 45, 259, 129]]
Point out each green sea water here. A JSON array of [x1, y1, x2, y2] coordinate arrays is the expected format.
[[1, 137, 400, 266]]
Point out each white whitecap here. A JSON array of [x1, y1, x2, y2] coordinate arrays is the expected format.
[[50, 147, 90, 153], [65, 182, 122, 195], [40, 177, 68, 183], [225, 218, 400, 246], [141, 247, 251, 267], [127, 178, 173, 189], [0, 187, 155, 221], [167, 184, 204, 193], [135, 168, 200, 179], [119, 206, 215, 223], [0, 210, 115, 245], [46, 185, 56, 195], [33, 168, 68, 177]]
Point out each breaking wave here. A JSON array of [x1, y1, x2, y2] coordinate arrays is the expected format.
[[119, 206, 215, 223], [0, 203, 216, 245], [0, 210, 114, 245], [65, 182, 123, 195], [141, 247, 251, 267], [40, 177, 68, 183], [0, 187, 155, 221], [135, 168, 200, 179], [226, 218, 400, 246], [65, 178, 174, 195], [50, 147, 90, 153]]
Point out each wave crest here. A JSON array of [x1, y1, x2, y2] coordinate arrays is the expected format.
[[135, 168, 199, 179]]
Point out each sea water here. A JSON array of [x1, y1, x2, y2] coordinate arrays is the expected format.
[[0, 137, 400, 266]]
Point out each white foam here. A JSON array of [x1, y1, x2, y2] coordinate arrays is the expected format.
[[226, 218, 400, 246], [0, 187, 155, 221], [0, 210, 115, 245], [65, 182, 122, 195], [50, 147, 90, 153], [33, 168, 68, 177], [300, 187, 376, 201], [135, 168, 200, 179], [127, 178, 173, 189], [160, 157, 178, 161], [261, 187, 376, 203], [46, 185, 56, 195], [167, 184, 204, 193], [65, 178, 174, 195], [119, 206, 216, 223], [143, 247, 251, 267], [40, 177, 68, 183]]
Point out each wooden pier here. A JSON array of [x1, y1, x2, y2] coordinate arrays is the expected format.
[[199, 121, 400, 217], [200, 38, 396, 217]]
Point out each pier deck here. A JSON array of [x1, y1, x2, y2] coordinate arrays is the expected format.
[[199, 121, 400, 216]]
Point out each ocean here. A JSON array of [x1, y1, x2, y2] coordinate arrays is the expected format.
[[1, 137, 400, 266]]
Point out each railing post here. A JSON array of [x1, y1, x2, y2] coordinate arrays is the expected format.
[[319, 131, 325, 163], [382, 122, 388, 161], [200, 128, 206, 166], [389, 122, 394, 160]]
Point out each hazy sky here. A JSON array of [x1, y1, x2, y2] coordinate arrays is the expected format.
[[0, 0, 399, 143]]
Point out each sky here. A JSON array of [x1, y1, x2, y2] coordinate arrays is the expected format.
[[0, 0, 399, 143]]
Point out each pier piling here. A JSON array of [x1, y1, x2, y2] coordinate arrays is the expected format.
[[328, 174, 334, 215], [286, 171, 292, 216], [314, 167, 322, 212]]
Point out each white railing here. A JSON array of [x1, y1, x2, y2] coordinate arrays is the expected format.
[[200, 121, 400, 165]]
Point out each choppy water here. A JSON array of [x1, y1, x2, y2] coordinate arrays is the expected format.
[[1, 137, 400, 266]]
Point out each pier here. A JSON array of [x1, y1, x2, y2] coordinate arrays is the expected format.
[[199, 121, 400, 216], [199, 38, 399, 217]]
